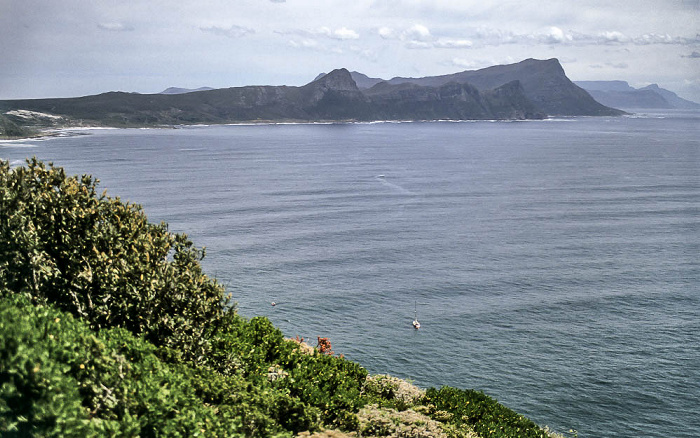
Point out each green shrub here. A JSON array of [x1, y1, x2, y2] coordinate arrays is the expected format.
[[424, 387, 550, 438], [0, 158, 229, 363], [0, 293, 298, 437], [208, 314, 368, 431]]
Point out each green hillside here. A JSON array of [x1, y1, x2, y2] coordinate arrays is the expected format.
[[0, 158, 570, 437]]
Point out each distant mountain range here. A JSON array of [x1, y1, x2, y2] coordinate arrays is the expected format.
[[1, 58, 624, 136], [574, 81, 700, 109]]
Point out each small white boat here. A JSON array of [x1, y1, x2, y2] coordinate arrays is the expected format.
[[412, 301, 420, 329]]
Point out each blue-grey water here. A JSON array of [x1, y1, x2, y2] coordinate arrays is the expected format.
[[2, 111, 699, 437]]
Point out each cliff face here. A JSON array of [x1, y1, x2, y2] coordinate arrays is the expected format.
[[300, 69, 371, 119], [379, 58, 623, 116], [364, 79, 544, 120]]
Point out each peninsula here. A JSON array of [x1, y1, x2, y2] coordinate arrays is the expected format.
[[0, 58, 622, 138]]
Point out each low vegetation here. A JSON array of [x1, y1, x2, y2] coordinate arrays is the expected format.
[[0, 114, 36, 139], [0, 158, 568, 437]]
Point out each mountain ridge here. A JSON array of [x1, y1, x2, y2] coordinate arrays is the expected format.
[[0, 59, 623, 136], [333, 58, 620, 116], [574, 80, 700, 109]]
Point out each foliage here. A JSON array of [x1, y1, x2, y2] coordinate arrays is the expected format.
[[0, 158, 229, 363], [423, 387, 551, 438], [208, 316, 368, 431], [0, 159, 565, 437], [0, 293, 270, 437], [362, 375, 424, 411]]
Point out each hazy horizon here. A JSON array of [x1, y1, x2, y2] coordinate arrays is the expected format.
[[2, 1, 699, 101]]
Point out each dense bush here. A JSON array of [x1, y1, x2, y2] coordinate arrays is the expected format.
[[0, 158, 229, 363], [0, 294, 275, 437], [424, 387, 550, 438]]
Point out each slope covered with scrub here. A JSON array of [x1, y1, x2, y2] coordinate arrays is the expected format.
[[0, 158, 567, 437]]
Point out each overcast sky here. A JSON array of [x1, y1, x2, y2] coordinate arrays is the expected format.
[[2, 0, 699, 101]]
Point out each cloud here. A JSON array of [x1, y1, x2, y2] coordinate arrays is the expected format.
[[402, 24, 431, 42], [682, 51, 700, 58], [464, 26, 698, 48], [378, 24, 472, 49], [405, 41, 432, 49], [288, 38, 319, 49], [378, 27, 396, 39], [97, 22, 134, 32], [598, 31, 628, 44], [269, 0, 285, 2], [281, 27, 359, 41], [320, 26, 360, 40], [434, 38, 473, 48], [200, 25, 255, 38], [542, 26, 572, 44], [285, 27, 361, 54]]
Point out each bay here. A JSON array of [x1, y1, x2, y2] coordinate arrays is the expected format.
[[2, 111, 699, 437]]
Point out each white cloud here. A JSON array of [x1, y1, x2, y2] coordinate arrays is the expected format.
[[542, 26, 572, 44], [378, 26, 396, 39], [200, 25, 255, 38], [403, 24, 431, 42], [434, 38, 473, 48], [634, 33, 675, 45], [599, 31, 628, 44], [330, 27, 360, 40], [285, 26, 359, 41], [97, 22, 134, 32]]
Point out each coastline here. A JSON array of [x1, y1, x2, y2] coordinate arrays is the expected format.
[[1, 117, 564, 141]]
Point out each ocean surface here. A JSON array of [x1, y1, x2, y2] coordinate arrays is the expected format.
[[2, 111, 699, 437]]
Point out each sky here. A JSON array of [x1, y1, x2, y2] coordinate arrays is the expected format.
[[2, 0, 699, 102]]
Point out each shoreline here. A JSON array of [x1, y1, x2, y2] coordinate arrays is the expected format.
[[1, 117, 575, 141]]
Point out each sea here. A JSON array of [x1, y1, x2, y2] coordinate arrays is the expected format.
[[2, 110, 699, 437]]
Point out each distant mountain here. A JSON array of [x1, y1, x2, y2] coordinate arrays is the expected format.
[[639, 84, 700, 109], [575, 81, 700, 109], [339, 59, 621, 116], [574, 81, 635, 92], [0, 59, 625, 132], [316, 71, 384, 89], [159, 87, 215, 95]]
